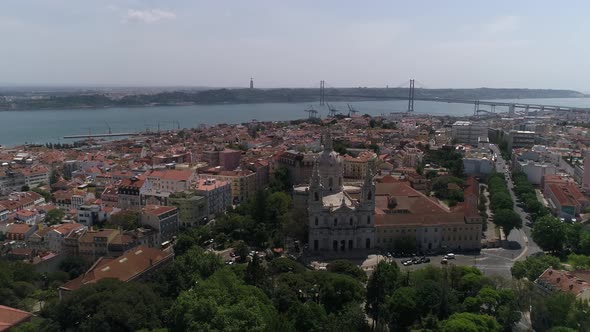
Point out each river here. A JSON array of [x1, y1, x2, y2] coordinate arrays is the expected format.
[[1, 98, 589, 147]]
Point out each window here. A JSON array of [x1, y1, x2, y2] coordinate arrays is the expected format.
[[314, 240, 319, 250], [328, 177, 333, 188], [315, 217, 318, 226], [334, 218, 338, 226], [349, 218, 353, 226], [314, 192, 319, 201], [367, 190, 372, 201], [367, 216, 371, 225], [365, 238, 371, 249]]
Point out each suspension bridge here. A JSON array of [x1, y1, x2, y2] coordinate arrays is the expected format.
[[312, 79, 590, 118]]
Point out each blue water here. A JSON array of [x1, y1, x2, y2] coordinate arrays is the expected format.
[[0, 98, 588, 147]]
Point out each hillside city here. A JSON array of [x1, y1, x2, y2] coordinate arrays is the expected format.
[[2, 108, 590, 331]]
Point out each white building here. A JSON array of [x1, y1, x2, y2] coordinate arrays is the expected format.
[[294, 134, 376, 253], [514, 160, 557, 185], [583, 150, 590, 192], [451, 121, 488, 146], [463, 147, 495, 176]]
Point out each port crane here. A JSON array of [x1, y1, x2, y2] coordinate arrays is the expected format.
[[347, 104, 359, 117], [326, 103, 343, 118], [304, 106, 318, 119]]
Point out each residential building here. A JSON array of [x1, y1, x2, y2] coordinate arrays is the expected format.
[[59, 246, 173, 298], [5, 224, 35, 241], [141, 205, 179, 244], [45, 223, 85, 253], [78, 228, 120, 261], [535, 268, 590, 300], [451, 121, 488, 146], [545, 181, 589, 219], [194, 178, 232, 217], [0, 170, 25, 195], [508, 130, 536, 151], [117, 177, 145, 209], [343, 151, 377, 179], [583, 150, 590, 192], [514, 160, 557, 185], [274, 150, 316, 185], [168, 191, 208, 227], [77, 204, 107, 227], [202, 150, 220, 167], [21, 166, 50, 188], [202, 169, 256, 203], [463, 147, 495, 176], [219, 149, 242, 171]]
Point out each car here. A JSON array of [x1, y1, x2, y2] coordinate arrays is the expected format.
[[420, 257, 431, 263], [441, 258, 448, 265], [229, 251, 236, 257], [402, 260, 413, 266], [444, 253, 455, 259]]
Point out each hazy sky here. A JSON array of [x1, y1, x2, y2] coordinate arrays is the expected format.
[[2, 1, 589, 90]]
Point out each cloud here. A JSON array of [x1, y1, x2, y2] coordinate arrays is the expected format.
[[125, 9, 176, 24], [484, 15, 520, 34]]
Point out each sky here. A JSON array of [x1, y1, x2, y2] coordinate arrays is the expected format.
[[1, 1, 590, 90]]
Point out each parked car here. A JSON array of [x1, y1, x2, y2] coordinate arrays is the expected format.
[[444, 253, 455, 260], [420, 257, 431, 263], [402, 260, 413, 266], [441, 258, 449, 265]]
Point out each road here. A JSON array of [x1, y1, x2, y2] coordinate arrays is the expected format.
[[481, 144, 541, 278]]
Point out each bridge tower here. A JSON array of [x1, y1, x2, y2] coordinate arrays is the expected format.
[[319, 80, 325, 106], [508, 104, 516, 117], [407, 79, 415, 112]]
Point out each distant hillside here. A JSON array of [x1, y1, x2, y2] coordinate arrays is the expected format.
[[0, 87, 585, 110]]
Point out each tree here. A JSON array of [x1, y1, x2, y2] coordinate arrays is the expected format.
[[366, 261, 400, 327], [58, 255, 88, 279], [577, 230, 590, 254], [532, 216, 565, 253], [325, 304, 369, 332], [511, 254, 561, 280], [170, 269, 279, 332], [45, 209, 65, 225], [440, 312, 501, 332], [32, 187, 52, 202], [151, 246, 223, 298], [245, 254, 269, 290], [50, 279, 165, 331], [492, 209, 522, 238], [387, 287, 418, 329], [21, 185, 30, 192], [326, 260, 367, 282], [286, 301, 328, 332], [268, 166, 292, 193], [109, 210, 141, 230]]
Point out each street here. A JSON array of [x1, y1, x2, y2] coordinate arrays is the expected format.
[[481, 144, 541, 277]]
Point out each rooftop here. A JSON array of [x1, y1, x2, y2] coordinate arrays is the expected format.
[[60, 246, 173, 292], [0, 305, 33, 331]]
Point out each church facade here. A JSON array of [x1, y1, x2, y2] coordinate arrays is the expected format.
[[294, 135, 376, 253]]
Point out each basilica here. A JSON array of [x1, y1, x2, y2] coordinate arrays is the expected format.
[[293, 134, 375, 253], [293, 133, 483, 256]]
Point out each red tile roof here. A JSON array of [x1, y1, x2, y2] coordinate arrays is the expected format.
[[142, 205, 177, 216], [536, 268, 590, 297], [0, 305, 33, 331], [6, 223, 32, 235], [60, 246, 173, 292]]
